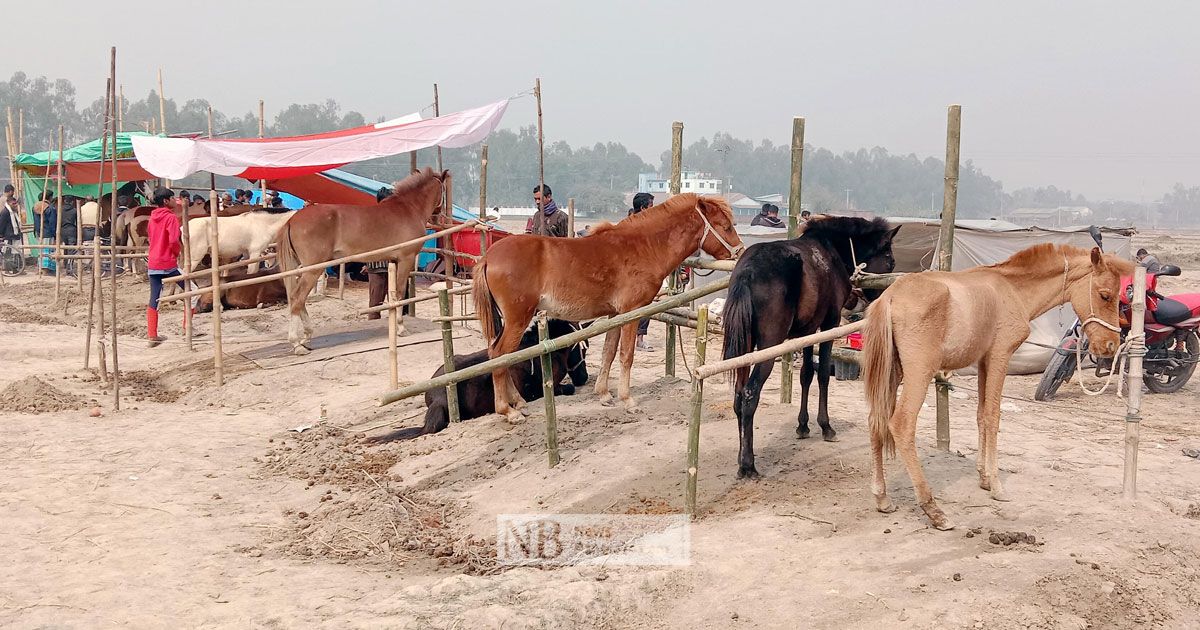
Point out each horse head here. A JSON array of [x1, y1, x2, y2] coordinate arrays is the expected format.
[[694, 196, 743, 260], [388, 167, 452, 222], [1068, 247, 1133, 357], [562, 320, 590, 387]]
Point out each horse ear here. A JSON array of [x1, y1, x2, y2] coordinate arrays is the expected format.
[[441, 169, 451, 181], [887, 225, 901, 240], [1090, 246, 1105, 271]]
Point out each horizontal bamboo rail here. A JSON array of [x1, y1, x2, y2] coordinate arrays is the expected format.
[[430, 314, 476, 322], [694, 320, 864, 380], [9, 243, 147, 252], [378, 276, 731, 406], [356, 282, 473, 316], [157, 220, 478, 305], [682, 256, 904, 291], [175, 252, 278, 282], [56, 253, 146, 260], [421, 246, 481, 261]]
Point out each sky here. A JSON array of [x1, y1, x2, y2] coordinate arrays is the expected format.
[[7, 0, 1199, 201]]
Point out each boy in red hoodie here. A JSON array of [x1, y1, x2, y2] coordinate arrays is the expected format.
[[146, 187, 183, 347]]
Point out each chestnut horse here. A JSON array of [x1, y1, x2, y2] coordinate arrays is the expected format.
[[474, 193, 743, 421], [276, 168, 448, 354], [863, 243, 1133, 530]]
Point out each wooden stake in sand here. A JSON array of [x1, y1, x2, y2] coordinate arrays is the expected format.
[[438, 287, 461, 423], [84, 78, 113, 371], [258, 100, 267, 206], [433, 84, 443, 172], [665, 121, 683, 378], [53, 125, 63, 301], [387, 262, 399, 391], [209, 188, 223, 386], [934, 104, 962, 452], [158, 68, 170, 187], [780, 117, 805, 405], [538, 315, 559, 467], [567, 198, 575, 239], [109, 47, 120, 411], [534, 79, 546, 236], [686, 305, 709, 516], [1124, 266, 1147, 499]]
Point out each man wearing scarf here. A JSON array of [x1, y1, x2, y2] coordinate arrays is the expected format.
[[525, 184, 569, 237]]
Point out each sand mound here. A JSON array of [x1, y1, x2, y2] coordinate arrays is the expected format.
[[0, 376, 92, 414], [0, 303, 62, 326]]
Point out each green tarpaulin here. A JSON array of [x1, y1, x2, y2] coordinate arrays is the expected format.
[[12, 131, 151, 169]]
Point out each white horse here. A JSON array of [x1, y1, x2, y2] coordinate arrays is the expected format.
[[187, 210, 293, 273]]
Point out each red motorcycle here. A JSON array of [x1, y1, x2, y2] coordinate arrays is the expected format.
[[1035, 263, 1200, 400]]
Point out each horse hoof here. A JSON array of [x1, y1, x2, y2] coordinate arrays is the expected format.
[[599, 398, 617, 408], [875, 497, 898, 513], [990, 488, 1011, 502], [796, 428, 811, 440], [504, 410, 524, 424], [293, 345, 311, 356], [736, 466, 760, 480], [622, 399, 639, 413], [822, 431, 839, 443], [922, 502, 955, 530]]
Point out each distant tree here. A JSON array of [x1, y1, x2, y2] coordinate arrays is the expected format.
[[0, 72, 83, 147], [1160, 184, 1200, 225]]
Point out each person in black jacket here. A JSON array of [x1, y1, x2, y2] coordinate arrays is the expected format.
[[627, 193, 657, 350]]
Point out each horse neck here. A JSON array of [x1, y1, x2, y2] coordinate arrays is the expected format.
[[808, 233, 855, 277], [383, 180, 442, 223], [994, 250, 1091, 321], [626, 204, 708, 277]]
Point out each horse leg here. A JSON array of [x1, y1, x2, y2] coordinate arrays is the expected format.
[[891, 365, 953, 530], [978, 352, 1013, 502], [594, 328, 621, 404], [490, 313, 533, 422], [814, 339, 837, 442], [289, 271, 321, 354], [616, 321, 640, 411], [975, 358, 992, 490], [797, 346, 815, 439], [736, 360, 774, 479], [392, 258, 411, 337]]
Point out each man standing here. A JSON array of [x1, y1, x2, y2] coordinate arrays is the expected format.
[[751, 204, 785, 228], [79, 196, 101, 243], [1136, 248, 1163, 275], [1, 188, 21, 274], [526, 184, 568, 237], [626, 193, 656, 350], [366, 186, 395, 320]]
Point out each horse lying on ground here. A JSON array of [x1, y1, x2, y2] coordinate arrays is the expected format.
[[278, 168, 449, 355], [863, 243, 1133, 530], [474, 193, 743, 421], [187, 208, 292, 273], [722, 215, 899, 478], [194, 267, 288, 312], [369, 320, 589, 443]]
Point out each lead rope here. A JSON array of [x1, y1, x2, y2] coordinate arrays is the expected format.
[[848, 238, 867, 280], [1063, 255, 1144, 399]]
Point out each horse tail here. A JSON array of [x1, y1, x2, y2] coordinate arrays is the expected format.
[[721, 271, 755, 394], [277, 219, 301, 299], [473, 260, 503, 350], [863, 293, 899, 458]]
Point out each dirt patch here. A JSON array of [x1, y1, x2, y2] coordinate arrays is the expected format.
[[0, 303, 63, 326], [0, 376, 93, 413], [989, 530, 1039, 546], [260, 426, 498, 574], [121, 370, 185, 404]]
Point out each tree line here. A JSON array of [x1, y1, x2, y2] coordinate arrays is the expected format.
[[3, 70, 1195, 222]]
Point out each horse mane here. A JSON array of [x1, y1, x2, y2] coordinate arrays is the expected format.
[[802, 215, 893, 240], [250, 206, 292, 214], [589, 193, 730, 236], [988, 242, 1121, 277], [384, 167, 441, 201]]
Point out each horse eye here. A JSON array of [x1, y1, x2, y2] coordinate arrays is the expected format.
[[1099, 290, 1112, 302]]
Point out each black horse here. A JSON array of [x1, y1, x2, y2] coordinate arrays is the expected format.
[[722, 216, 899, 478], [369, 319, 589, 442]]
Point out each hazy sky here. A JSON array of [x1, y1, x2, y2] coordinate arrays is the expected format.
[[8, 1, 1199, 200]]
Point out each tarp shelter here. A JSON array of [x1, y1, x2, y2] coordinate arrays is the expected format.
[[130, 100, 509, 181], [246, 189, 304, 210], [693, 218, 1134, 374]]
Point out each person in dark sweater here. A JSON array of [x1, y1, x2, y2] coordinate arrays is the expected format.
[[627, 192, 657, 350], [525, 184, 569, 237]]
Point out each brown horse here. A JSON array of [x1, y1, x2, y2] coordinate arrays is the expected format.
[[276, 168, 448, 354], [474, 193, 743, 420], [862, 243, 1133, 530]]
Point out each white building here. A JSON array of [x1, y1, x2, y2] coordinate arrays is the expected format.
[[638, 170, 725, 195]]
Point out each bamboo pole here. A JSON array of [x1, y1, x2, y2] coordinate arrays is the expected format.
[[438, 287, 462, 423], [180, 194, 192, 351], [686, 305, 709, 516], [534, 78, 546, 235], [1123, 266, 1147, 499], [338, 263, 346, 299], [934, 104, 962, 452], [781, 117, 805, 405], [258, 100, 266, 205], [118, 85, 124, 132], [539, 315, 560, 467], [175, 252, 275, 282], [158, 220, 478, 305], [409, 151, 417, 174], [158, 69, 170, 187], [209, 187, 223, 385], [109, 47, 120, 412], [53, 125, 63, 301], [567, 197, 575, 238], [388, 262, 398, 390], [666, 121, 684, 377], [17, 108, 23, 153], [405, 275, 417, 317], [478, 144, 488, 223], [380, 278, 730, 406], [433, 84, 443, 172], [85, 79, 113, 371], [695, 321, 864, 381]]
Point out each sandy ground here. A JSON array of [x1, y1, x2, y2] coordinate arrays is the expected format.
[[2, 235, 1200, 629]]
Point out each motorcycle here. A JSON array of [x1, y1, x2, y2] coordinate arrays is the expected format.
[[1034, 230, 1200, 401]]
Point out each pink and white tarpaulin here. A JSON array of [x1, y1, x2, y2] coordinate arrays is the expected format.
[[130, 99, 509, 181]]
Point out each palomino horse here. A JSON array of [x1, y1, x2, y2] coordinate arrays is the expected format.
[[722, 216, 900, 478], [277, 168, 449, 354], [863, 243, 1133, 530], [474, 193, 743, 421], [186, 208, 292, 273]]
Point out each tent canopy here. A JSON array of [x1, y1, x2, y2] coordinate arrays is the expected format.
[[13, 131, 159, 184], [131, 99, 509, 181]]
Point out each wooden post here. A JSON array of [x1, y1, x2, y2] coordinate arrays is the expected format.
[[118, 85, 124, 132], [53, 125, 63, 301], [258, 100, 266, 205], [438, 287, 462, 423], [409, 151, 417, 174], [534, 78, 546, 235], [158, 69, 170, 187], [686, 305, 709, 516], [1124, 266, 1147, 499], [478, 144, 488, 223], [567, 197, 575, 238], [433, 83, 443, 172], [338, 263, 346, 299], [539, 315, 561, 467], [405, 275, 416, 318], [209, 188, 223, 386], [665, 121, 684, 377], [85, 79, 113, 370], [934, 104, 961, 452], [387, 262, 399, 390], [109, 47, 120, 411], [180, 186, 193, 352], [781, 117, 806, 405]]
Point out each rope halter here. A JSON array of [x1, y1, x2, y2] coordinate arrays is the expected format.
[[848, 237, 868, 281], [1061, 255, 1141, 398], [695, 205, 744, 258]]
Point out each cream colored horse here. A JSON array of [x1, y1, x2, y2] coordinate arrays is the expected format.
[[862, 244, 1134, 530], [187, 210, 293, 273]]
